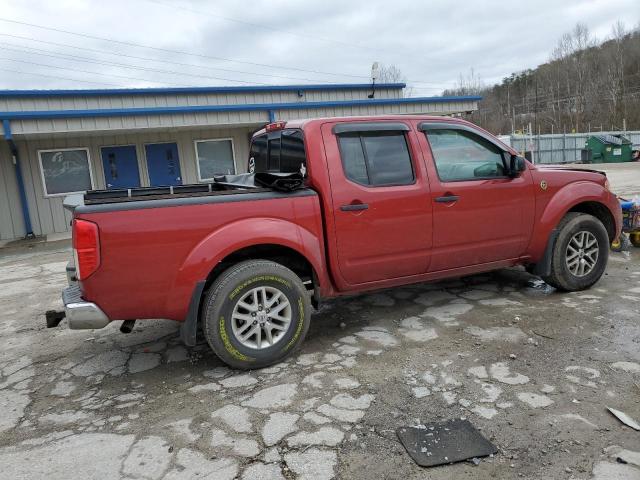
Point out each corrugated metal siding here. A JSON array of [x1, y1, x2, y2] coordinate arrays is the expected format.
[[9, 100, 477, 136], [9, 126, 255, 238], [0, 88, 401, 113], [276, 100, 476, 121], [10, 110, 271, 135], [0, 142, 24, 240]]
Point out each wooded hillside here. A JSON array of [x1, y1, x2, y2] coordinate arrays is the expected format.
[[445, 22, 640, 134]]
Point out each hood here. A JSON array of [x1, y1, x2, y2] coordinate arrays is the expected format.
[[535, 165, 606, 177]]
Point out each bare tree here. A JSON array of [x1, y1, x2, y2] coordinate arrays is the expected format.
[[376, 64, 414, 96], [453, 68, 485, 95], [606, 21, 627, 128], [377, 64, 406, 83], [439, 20, 640, 134]]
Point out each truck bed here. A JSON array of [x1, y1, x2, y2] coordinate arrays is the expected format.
[[64, 173, 311, 213], [83, 182, 269, 205]]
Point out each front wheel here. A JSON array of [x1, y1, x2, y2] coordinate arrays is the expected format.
[[630, 232, 640, 248], [202, 260, 311, 369], [542, 213, 609, 291]]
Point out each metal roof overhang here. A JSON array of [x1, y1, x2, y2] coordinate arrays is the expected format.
[[0, 83, 407, 98], [0, 96, 481, 122]]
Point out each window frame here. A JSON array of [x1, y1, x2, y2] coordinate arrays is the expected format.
[[193, 137, 237, 181], [38, 147, 95, 197], [336, 130, 416, 188], [420, 122, 511, 183]]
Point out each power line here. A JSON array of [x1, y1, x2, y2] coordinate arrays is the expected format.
[[0, 56, 200, 87], [0, 17, 455, 89], [0, 17, 370, 79], [0, 67, 123, 86], [0, 43, 273, 85], [0, 33, 343, 84], [145, 0, 374, 52]]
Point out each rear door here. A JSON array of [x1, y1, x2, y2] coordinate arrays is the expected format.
[[418, 122, 534, 271], [321, 122, 433, 285], [145, 142, 183, 187]]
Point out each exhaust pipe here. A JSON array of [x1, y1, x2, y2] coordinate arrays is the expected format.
[[120, 319, 136, 334]]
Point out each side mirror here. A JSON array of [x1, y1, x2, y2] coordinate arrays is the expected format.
[[509, 154, 526, 178]]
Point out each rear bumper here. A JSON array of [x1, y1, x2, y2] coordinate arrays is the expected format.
[[62, 284, 110, 330]]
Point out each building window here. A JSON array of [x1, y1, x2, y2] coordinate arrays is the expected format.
[[195, 139, 236, 180], [38, 148, 94, 197]]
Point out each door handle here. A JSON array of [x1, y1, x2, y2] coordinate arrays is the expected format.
[[340, 203, 369, 212], [435, 195, 459, 203]]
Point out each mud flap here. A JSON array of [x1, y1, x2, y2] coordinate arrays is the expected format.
[[532, 229, 559, 277], [180, 281, 206, 347]]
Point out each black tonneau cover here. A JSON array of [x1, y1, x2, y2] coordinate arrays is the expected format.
[[82, 172, 305, 205]]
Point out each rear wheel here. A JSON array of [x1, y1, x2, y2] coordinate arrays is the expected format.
[[542, 213, 609, 291], [202, 260, 311, 369]]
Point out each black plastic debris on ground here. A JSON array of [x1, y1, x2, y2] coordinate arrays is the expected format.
[[396, 418, 497, 467]]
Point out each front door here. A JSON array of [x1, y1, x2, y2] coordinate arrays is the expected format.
[[322, 122, 432, 286], [418, 123, 535, 271], [145, 142, 182, 186], [101, 145, 140, 189]]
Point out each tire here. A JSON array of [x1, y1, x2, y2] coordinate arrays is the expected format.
[[201, 260, 311, 370], [542, 213, 609, 291], [630, 232, 640, 248]]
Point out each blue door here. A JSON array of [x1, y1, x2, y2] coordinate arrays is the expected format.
[[145, 143, 183, 186], [101, 145, 140, 189]]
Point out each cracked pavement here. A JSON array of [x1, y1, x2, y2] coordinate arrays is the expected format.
[[1, 241, 639, 480]]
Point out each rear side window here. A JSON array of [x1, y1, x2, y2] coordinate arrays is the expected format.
[[337, 132, 414, 186], [249, 129, 306, 174]]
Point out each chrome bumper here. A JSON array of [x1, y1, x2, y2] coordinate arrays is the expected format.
[[62, 284, 110, 330]]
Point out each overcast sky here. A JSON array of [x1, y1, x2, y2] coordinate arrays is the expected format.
[[0, 0, 639, 95]]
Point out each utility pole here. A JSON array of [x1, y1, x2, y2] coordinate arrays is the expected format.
[[534, 76, 538, 135]]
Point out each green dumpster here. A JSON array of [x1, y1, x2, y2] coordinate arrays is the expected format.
[[583, 134, 633, 163]]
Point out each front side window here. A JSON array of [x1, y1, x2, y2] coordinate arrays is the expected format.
[[38, 148, 93, 196], [337, 132, 414, 186], [195, 139, 235, 180], [425, 129, 506, 181]]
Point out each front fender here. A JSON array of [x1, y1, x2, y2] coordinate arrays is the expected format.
[[528, 181, 619, 260], [164, 217, 325, 319]]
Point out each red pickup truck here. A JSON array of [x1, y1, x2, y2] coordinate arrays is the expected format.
[[60, 116, 622, 369]]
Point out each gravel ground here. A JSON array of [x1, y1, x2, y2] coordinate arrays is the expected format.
[[567, 161, 640, 198], [0, 242, 639, 480], [0, 163, 639, 480]]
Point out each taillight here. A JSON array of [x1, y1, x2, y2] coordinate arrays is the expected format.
[[73, 219, 100, 280]]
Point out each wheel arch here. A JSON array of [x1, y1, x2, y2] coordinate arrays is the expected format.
[[204, 243, 317, 292], [531, 182, 618, 259], [568, 201, 616, 242]]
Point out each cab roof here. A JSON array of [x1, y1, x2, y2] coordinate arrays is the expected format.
[[253, 115, 471, 137]]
